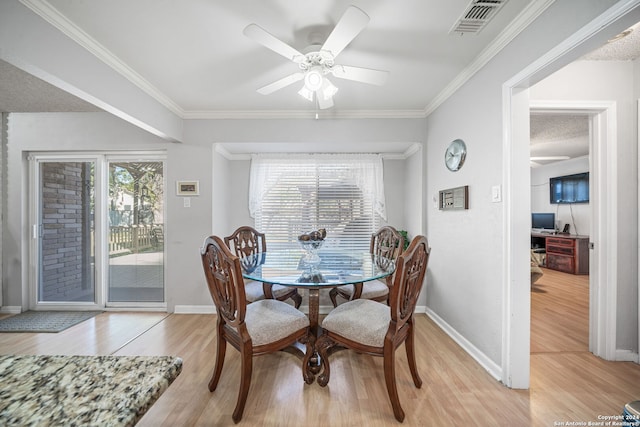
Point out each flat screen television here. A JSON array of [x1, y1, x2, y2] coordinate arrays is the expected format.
[[532, 212, 555, 231], [550, 172, 589, 204]]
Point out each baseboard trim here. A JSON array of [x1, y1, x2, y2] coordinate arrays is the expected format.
[[615, 349, 639, 363], [174, 305, 216, 314], [425, 307, 503, 382], [0, 306, 22, 314]]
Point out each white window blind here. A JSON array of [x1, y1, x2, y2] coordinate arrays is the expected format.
[[249, 154, 386, 252]]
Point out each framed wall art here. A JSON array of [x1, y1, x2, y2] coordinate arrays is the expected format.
[[176, 180, 199, 196]]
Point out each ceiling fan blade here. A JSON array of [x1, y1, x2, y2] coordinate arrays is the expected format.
[[317, 92, 334, 110], [257, 73, 304, 95], [332, 65, 388, 86], [321, 6, 369, 58], [243, 24, 305, 63]]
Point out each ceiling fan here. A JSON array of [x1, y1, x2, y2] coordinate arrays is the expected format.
[[243, 5, 389, 109]]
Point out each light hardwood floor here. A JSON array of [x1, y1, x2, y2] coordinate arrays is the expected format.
[[0, 277, 638, 426], [531, 267, 589, 353]]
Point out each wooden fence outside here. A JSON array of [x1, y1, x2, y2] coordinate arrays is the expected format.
[[109, 225, 163, 256]]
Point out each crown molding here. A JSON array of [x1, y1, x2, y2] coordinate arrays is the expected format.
[[424, 0, 555, 117], [183, 109, 427, 120], [214, 142, 422, 160], [19, 0, 186, 117], [214, 144, 247, 160]]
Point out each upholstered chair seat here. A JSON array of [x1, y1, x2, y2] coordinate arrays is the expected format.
[[244, 299, 310, 346], [321, 299, 390, 347], [334, 279, 390, 302], [244, 281, 300, 303]]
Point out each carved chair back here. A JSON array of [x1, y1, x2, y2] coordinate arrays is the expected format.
[[370, 226, 404, 262], [388, 235, 430, 329], [224, 226, 266, 259], [200, 235, 247, 328], [222, 226, 302, 307]]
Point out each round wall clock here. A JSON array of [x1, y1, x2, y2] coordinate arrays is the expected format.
[[445, 139, 467, 171]]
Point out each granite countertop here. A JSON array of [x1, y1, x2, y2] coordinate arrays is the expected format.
[[0, 354, 182, 426]]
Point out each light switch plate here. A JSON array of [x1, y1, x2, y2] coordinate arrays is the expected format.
[[491, 185, 501, 203], [184, 197, 191, 208]]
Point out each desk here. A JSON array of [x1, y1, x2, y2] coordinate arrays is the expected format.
[[531, 232, 589, 275], [241, 248, 395, 335]]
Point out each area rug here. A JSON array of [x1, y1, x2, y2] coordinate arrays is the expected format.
[[0, 311, 103, 333]]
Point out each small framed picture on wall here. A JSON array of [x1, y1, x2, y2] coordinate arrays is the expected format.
[[176, 180, 199, 196]]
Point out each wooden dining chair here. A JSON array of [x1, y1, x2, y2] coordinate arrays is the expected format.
[[329, 225, 405, 307], [224, 226, 302, 308], [200, 235, 314, 424], [316, 235, 430, 422]]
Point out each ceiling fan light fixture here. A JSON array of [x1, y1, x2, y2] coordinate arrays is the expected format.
[[321, 79, 338, 100], [304, 68, 324, 91], [298, 86, 314, 102]]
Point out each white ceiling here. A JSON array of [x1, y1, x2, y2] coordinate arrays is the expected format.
[[4, 0, 536, 116], [1, 1, 638, 160], [529, 113, 589, 165]]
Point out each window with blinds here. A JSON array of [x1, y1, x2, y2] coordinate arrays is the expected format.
[[251, 156, 384, 252]]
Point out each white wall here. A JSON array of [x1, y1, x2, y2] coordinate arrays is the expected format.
[[530, 156, 591, 236], [3, 114, 427, 312], [530, 59, 638, 352], [404, 146, 425, 241], [425, 0, 632, 380]]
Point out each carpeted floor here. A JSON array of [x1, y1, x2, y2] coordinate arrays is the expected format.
[[0, 311, 103, 333]]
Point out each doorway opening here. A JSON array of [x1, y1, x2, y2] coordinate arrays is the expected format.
[[529, 108, 593, 356]]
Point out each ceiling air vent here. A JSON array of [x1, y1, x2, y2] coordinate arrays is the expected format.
[[449, 0, 507, 34]]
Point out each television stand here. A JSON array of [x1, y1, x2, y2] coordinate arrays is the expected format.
[[531, 232, 589, 275]]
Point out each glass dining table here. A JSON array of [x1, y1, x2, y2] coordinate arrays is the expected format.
[[241, 247, 395, 335]]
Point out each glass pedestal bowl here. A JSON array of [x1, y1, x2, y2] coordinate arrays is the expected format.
[[298, 239, 324, 266]]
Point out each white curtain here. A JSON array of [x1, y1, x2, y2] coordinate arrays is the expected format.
[[249, 153, 387, 221]]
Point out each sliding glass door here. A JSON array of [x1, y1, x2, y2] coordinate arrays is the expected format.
[[30, 153, 166, 309], [107, 160, 164, 303]]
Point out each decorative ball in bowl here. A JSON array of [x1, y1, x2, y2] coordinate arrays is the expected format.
[[297, 229, 326, 248], [298, 229, 326, 264]]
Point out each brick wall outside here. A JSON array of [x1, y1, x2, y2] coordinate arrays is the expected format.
[[40, 162, 92, 302]]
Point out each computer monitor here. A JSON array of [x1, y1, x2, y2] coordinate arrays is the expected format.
[[531, 212, 555, 231]]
